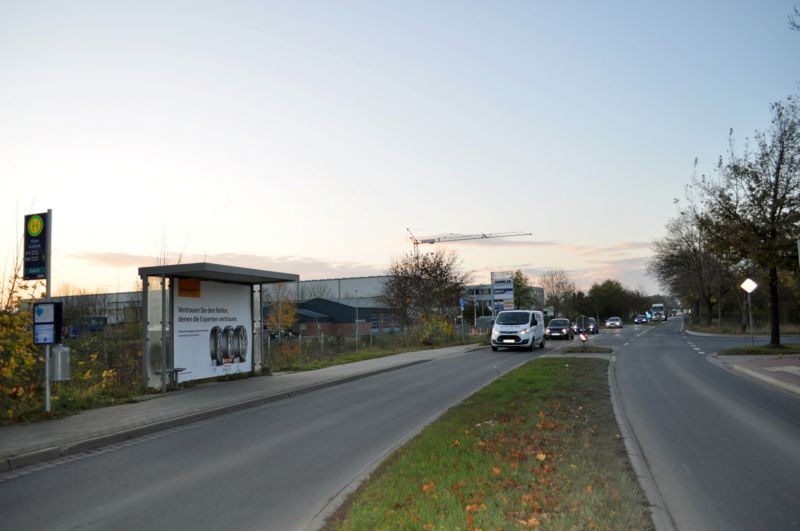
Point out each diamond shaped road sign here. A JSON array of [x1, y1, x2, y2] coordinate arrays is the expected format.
[[740, 278, 758, 294]]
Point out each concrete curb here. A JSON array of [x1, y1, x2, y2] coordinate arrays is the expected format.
[[608, 356, 676, 531], [705, 355, 800, 398], [1, 359, 429, 473], [728, 363, 800, 396]]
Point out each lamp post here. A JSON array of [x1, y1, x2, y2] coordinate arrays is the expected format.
[[740, 278, 757, 346]]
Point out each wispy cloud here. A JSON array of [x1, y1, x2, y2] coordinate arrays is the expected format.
[[451, 239, 652, 258], [70, 252, 386, 279]]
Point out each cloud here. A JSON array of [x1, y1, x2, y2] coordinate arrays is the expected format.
[[453, 239, 653, 258], [70, 251, 386, 280]]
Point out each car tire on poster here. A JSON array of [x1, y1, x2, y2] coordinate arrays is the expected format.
[[209, 326, 223, 365]]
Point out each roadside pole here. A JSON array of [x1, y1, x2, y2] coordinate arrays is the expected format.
[[25, 210, 54, 412], [740, 278, 757, 347], [44, 210, 52, 412]]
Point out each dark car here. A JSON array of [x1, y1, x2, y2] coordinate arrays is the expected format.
[[634, 314, 648, 324], [573, 315, 592, 335], [572, 316, 599, 335], [545, 318, 573, 340]]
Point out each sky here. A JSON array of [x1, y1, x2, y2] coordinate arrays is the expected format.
[[2, 1, 799, 296]]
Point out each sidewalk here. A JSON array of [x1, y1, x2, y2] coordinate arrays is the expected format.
[[1, 345, 478, 473], [712, 355, 800, 397], [683, 326, 800, 397]]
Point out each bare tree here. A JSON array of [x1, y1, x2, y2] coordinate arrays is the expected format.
[[648, 210, 730, 324], [538, 268, 576, 318], [695, 96, 800, 345], [382, 249, 471, 326], [789, 6, 800, 31], [298, 282, 334, 302]]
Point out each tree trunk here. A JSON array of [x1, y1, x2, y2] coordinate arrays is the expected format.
[[705, 300, 714, 326], [769, 266, 780, 346]]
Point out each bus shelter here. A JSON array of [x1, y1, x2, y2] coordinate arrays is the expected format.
[[138, 263, 298, 392]]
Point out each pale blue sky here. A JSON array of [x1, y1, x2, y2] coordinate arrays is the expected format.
[[2, 1, 798, 295]]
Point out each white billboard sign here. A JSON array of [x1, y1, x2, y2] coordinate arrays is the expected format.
[[491, 271, 514, 312], [173, 279, 252, 383]]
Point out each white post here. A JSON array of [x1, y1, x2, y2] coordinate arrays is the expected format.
[[748, 291, 754, 347]]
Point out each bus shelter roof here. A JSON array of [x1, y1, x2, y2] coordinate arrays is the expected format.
[[138, 262, 298, 285]]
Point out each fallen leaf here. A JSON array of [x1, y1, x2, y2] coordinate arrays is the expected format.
[[492, 466, 502, 477], [452, 439, 461, 447], [536, 453, 547, 462], [465, 503, 487, 513], [422, 482, 436, 493], [525, 516, 542, 527], [585, 485, 593, 494]]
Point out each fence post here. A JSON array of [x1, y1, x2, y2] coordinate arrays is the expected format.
[[370, 327, 373, 349]]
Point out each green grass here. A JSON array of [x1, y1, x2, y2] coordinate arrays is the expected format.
[[280, 338, 486, 372], [717, 343, 800, 356], [687, 321, 800, 335], [564, 344, 614, 354], [325, 358, 652, 531]]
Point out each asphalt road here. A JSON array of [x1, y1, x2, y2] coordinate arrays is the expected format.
[[0, 344, 548, 530], [604, 319, 800, 531]]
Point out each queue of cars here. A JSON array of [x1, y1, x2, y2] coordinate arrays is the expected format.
[[494, 311, 658, 350]]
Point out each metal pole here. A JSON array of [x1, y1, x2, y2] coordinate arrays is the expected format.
[[748, 291, 754, 347], [141, 275, 149, 392], [461, 306, 465, 344], [355, 290, 359, 352], [160, 274, 166, 393], [44, 209, 52, 413]]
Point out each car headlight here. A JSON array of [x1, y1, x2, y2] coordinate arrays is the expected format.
[[520, 328, 530, 335], [562, 328, 568, 333], [492, 329, 499, 338]]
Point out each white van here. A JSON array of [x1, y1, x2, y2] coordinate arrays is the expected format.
[[491, 310, 545, 351]]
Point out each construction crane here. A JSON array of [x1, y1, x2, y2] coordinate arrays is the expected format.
[[406, 228, 532, 254]]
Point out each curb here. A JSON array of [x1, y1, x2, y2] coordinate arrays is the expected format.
[[705, 355, 800, 398], [1, 359, 430, 473], [728, 363, 800, 396], [608, 356, 676, 531]]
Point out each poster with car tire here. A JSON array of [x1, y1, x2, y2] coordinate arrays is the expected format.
[[173, 279, 252, 382]]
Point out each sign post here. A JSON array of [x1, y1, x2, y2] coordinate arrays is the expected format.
[[25, 210, 53, 411], [459, 297, 465, 343], [740, 278, 757, 347]]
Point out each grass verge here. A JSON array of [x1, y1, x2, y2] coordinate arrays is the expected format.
[[282, 339, 487, 371], [564, 345, 614, 354], [686, 322, 800, 335], [325, 358, 652, 530], [717, 343, 800, 356]]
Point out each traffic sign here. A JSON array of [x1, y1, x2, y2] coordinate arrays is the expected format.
[[24, 211, 49, 280], [740, 278, 757, 294]]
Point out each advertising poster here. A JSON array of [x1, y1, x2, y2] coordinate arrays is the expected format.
[[173, 279, 252, 382], [491, 271, 514, 312]]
